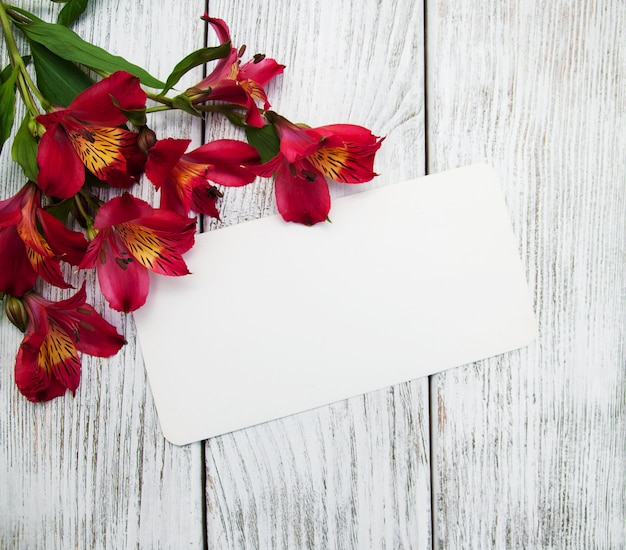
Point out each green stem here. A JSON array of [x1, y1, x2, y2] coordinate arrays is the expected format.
[[0, 2, 49, 114], [145, 104, 172, 114], [73, 193, 90, 221], [145, 90, 173, 107], [194, 104, 242, 114]]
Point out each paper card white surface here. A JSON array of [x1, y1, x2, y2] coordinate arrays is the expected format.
[[133, 164, 536, 445]]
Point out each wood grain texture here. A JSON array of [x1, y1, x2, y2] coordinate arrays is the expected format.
[[427, 1, 626, 547], [203, 1, 430, 548], [0, 2, 206, 548], [4, 0, 623, 548]]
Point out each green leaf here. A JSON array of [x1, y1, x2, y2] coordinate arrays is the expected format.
[[57, 0, 90, 27], [1, 57, 31, 84], [109, 95, 147, 125], [0, 63, 14, 84], [160, 42, 231, 95], [222, 109, 246, 127], [119, 107, 147, 127], [245, 124, 280, 163], [11, 114, 39, 182], [46, 198, 75, 225], [171, 94, 201, 117], [16, 19, 165, 88], [0, 66, 18, 155], [29, 40, 93, 106]]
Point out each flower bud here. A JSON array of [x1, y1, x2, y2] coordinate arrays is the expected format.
[[86, 225, 99, 242], [5, 295, 29, 333], [138, 126, 157, 154], [28, 117, 46, 139]]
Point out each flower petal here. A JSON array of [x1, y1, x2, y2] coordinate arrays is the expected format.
[[145, 138, 191, 190], [68, 71, 146, 126], [67, 124, 138, 184], [274, 162, 330, 225], [205, 17, 232, 44], [25, 247, 72, 289], [204, 80, 250, 106], [116, 217, 195, 275], [315, 124, 381, 144], [239, 57, 285, 87], [15, 333, 68, 402], [0, 187, 26, 226], [38, 208, 88, 265], [184, 139, 260, 187], [36, 121, 85, 199], [268, 112, 322, 163], [50, 284, 126, 357], [95, 232, 150, 312], [190, 183, 222, 219], [0, 226, 38, 295], [159, 174, 192, 215], [94, 193, 154, 229], [307, 126, 383, 183], [307, 143, 379, 183], [192, 18, 238, 89], [40, 318, 82, 392], [70, 303, 126, 357]]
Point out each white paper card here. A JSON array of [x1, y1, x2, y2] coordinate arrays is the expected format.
[[134, 164, 536, 445]]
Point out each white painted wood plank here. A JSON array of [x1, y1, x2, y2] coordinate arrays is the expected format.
[[204, 1, 430, 547], [0, 2, 206, 548], [207, 381, 431, 549], [427, 1, 626, 547]]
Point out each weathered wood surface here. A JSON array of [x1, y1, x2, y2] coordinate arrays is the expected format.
[[0, 2, 206, 549], [427, 0, 626, 548], [1, 0, 624, 548], [203, 1, 430, 549]]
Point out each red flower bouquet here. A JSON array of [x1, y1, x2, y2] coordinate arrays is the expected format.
[[0, 4, 383, 401]]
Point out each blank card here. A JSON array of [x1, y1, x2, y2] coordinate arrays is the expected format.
[[133, 164, 536, 445]]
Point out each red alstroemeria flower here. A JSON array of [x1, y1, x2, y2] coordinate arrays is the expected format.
[[15, 284, 126, 402], [186, 17, 285, 127], [36, 71, 147, 199], [256, 112, 384, 225], [0, 182, 87, 296], [80, 193, 196, 313], [145, 138, 261, 217]]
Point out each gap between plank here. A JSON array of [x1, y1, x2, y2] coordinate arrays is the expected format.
[[422, 0, 438, 547], [200, 5, 210, 549]]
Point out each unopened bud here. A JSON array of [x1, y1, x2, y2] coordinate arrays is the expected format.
[[138, 126, 157, 154], [28, 117, 46, 139], [86, 226, 98, 241], [5, 295, 29, 333]]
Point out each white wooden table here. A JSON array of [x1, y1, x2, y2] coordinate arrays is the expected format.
[[1, 1, 624, 548]]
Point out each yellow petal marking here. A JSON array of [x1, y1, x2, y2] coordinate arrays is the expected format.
[[68, 125, 136, 181], [115, 223, 166, 270], [17, 206, 56, 273], [38, 319, 78, 375], [18, 219, 54, 259], [239, 79, 266, 103], [173, 160, 206, 190], [307, 147, 351, 182]]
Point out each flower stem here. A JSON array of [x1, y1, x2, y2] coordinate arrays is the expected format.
[[145, 104, 172, 114], [0, 2, 50, 114], [145, 90, 173, 107]]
